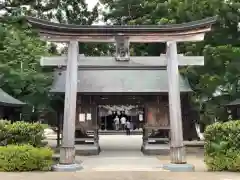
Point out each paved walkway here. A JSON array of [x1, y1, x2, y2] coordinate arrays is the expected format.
[[81, 135, 163, 171], [1, 172, 239, 180], [49, 135, 206, 171], [0, 135, 239, 179]]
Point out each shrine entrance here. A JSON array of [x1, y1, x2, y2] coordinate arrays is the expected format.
[[27, 16, 217, 171], [98, 105, 144, 131], [74, 94, 174, 155], [95, 95, 145, 132]]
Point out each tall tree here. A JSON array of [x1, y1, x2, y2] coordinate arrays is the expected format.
[[38, 0, 112, 56], [0, 1, 106, 120], [0, 22, 54, 120], [0, 0, 61, 120], [101, 0, 240, 122]]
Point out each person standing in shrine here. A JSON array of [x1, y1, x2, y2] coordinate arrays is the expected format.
[[120, 116, 126, 130], [125, 120, 131, 135], [114, 116, 120, 130]]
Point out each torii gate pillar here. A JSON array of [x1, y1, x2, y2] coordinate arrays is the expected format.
[[166, 41, 186, 164], [52, 40, 82, 171], [60, 41, 79, 163]]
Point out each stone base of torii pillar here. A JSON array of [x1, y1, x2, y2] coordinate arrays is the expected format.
[[162, 163, 195, 172], [52, 163, 83, 172]]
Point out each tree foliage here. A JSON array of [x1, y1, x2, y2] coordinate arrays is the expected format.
[[0, 1, 58, 120], [0, 21, 53, 119], [0, 24, 52, 100], [0, 0, 107, 120], [101, 0, 240, 123], [1, 0, 240, 124], [40, 0, 112, 56]]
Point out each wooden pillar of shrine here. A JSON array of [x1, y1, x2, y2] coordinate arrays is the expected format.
[[166, 41, 185, 164], [58, 40, 80, 168]]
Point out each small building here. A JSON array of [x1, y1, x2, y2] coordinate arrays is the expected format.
[[225, 98, 240, 120], [0, 88, 25, 120]]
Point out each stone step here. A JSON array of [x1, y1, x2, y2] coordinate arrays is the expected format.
[[98, 130, 142, 135], [82, 166, 169, 172]]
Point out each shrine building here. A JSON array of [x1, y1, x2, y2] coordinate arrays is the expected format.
[[45, 56, 202, 155]]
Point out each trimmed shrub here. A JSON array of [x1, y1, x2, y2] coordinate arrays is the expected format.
[[204, 120, 240, 171], [0, 121, 46, 147], [0, 145, 53, 171], [0, 119, 10, 125]]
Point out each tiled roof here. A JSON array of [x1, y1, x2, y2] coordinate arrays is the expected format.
[[26, 16, 217, 34], [0, 88, 25, 106], [51, 69, 192, 93]]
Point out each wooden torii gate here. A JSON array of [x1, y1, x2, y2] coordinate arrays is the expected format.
[[27, 16, 217, 171]]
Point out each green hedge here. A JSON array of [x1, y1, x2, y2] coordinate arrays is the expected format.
[[0, 145, 53, 171], [204, 120, 240, 171], [0, 121, 46, 147]]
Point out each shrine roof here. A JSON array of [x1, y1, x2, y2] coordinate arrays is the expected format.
[[226, 99, 240, 106], [26, 16, 217, 34], [51, 69, 192, 93], [0, 88, 25, 107]]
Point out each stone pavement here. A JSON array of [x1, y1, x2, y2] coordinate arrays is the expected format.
[[49, 135, 206, 171], [0, 172, 239, 180], [0, 135, 239, 179], [78, 135, 164, 171], [75, 135, 206, 171]]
